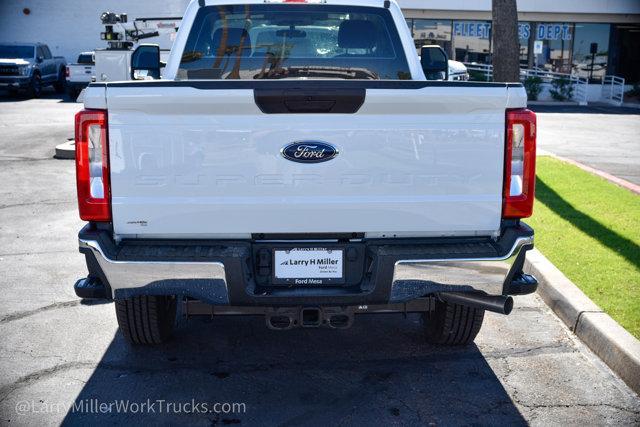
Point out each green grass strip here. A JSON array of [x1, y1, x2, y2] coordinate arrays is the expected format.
[[528, 156, 640, 338]]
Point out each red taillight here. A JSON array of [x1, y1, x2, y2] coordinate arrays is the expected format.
[[503, 109, 537, 219], [75, 109, 111, 222], [65, 66, 70, 78]]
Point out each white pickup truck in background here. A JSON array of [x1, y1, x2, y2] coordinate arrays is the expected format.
[[448, 59, 470, 81], [74, 0, 538, 346], [66, 52, 95, 100]]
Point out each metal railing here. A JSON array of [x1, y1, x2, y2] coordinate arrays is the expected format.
[[521, 68, 589, 106], [463, 63, 589, 105], [601, 75, 626, 106], [464, 62, 493, 82]]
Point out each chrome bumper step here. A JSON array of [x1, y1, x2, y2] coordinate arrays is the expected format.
[[77, 224, 536, 305]]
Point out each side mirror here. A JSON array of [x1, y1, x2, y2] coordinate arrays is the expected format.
[[131, 44, 161, 80], [420, 45, 449, 81], [36, 56, 44, 63]]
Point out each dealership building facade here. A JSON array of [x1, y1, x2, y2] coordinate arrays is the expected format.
[[1, 0, 639, 83], [401, 0, 640, 84]]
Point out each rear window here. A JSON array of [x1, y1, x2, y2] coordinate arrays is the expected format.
[[178, 4, 411, 80], [77, 53, 94, 65]]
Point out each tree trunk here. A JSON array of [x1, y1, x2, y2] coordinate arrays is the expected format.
[[527, 23, 537, 69], [492, 0, 520, 82]]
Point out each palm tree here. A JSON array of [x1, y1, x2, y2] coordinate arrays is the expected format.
[[492, 0, 520, 82]]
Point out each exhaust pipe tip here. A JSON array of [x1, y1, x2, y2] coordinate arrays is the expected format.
[[439, 292, 514, 315], [503, 296, 514, 315]]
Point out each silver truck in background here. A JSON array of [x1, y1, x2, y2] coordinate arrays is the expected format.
[[0, 43, 67, 98]]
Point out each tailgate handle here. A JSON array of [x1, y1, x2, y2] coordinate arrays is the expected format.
[[284, 99, 336, 113], [254, 88, 365, 114]]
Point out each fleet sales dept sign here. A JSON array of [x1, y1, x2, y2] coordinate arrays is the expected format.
[[453, 22, 572, 41]]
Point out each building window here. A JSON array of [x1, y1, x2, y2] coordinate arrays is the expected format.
[[531, 23, 574, 73], [572, 24, 610, 81], [609, 24, 639, 84], [518, 22, 532, 67], [452, 21, 492, 64], [411, 19, 453, 57]]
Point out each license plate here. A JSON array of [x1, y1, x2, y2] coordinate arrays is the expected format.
[[274, 248, 344, 285]]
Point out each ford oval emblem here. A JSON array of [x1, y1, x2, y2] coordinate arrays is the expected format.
[[281, 141, 338, 164]]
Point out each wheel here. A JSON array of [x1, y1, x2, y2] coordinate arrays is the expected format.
[[115, 295, 177, 345], [67, 86, 78, 101], [53, 68, 66, 93], [26, 73, 42, 98], [423, 297, 485, 346]]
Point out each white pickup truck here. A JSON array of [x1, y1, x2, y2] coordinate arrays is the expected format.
[[74, 0, 538, 346], [66, 52, 95, 100]]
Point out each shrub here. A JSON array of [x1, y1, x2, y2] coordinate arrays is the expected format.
[[549, 78, 574, 101], [468, 70, 490, 82], [524, 76, 543, 101], [624, 84, 640, 98]]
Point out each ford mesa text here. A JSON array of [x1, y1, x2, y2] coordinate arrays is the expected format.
[[73, 0, 537, 346]]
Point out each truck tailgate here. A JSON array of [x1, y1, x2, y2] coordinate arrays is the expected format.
[[68, 64, 94, 83], [106, 83, 513, 239]]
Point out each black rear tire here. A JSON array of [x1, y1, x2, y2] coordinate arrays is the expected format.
[[67, 86, 79, 101], [53, 68, 66, 93], [423, 297, 485, 346], [115, 296, 177, 345]]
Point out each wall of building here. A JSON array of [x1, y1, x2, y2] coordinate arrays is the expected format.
[[0, 0, 190, 61], [397, 0, 640, 15], [1, 0, 638, 64]]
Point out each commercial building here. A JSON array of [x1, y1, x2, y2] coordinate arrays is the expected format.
[[402, 0, 640, 83], [1, 0, 639, 83]]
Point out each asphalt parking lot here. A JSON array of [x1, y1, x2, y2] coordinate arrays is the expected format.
[[531, 104, 640, 186], [1, 91, 639, 425]]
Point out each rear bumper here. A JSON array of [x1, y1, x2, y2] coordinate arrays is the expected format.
[[77, 224, 536, 306]]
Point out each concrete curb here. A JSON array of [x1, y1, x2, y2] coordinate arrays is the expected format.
[[54, 139, 75, 160], [524, 249, 640, 394]]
